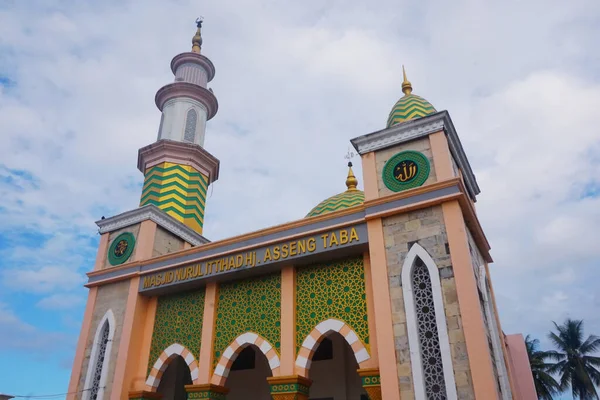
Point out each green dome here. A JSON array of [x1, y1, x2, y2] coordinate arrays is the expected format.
[[306, 163, 364, 217], [386, 66, 436, 128], [386, 94, 436, 127], [306, 189, 365, 217]]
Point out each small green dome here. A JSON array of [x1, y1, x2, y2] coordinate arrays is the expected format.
[[306, 163, 365, 217], [386, 66, 436, 128], [306, 189, 365, 217]]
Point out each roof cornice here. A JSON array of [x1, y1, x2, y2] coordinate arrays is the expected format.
[[95, 204, 209, 246], [350, 110, 480, 200]]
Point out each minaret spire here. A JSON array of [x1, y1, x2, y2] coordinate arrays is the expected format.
[[137, 20, 220, 235], [345, 162, 359, 190], [192, 17, 203, 53], [402, 65, 413, 96]]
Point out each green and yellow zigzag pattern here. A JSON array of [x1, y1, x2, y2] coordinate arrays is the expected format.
[[306, 189, 365, 217], [140, 162, 208, 233], [386, 94, 436, 128]]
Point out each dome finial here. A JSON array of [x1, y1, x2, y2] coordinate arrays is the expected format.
[[402, 65, 413, 95], [192, 17, 203, 53], [345, 161, 359, 190]]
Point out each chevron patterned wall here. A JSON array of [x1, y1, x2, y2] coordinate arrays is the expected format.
[[140, 162, 208, 233]]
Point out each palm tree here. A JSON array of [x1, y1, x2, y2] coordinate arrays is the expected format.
[[526, 335, 561, 399], [547, 319, 600, 399]]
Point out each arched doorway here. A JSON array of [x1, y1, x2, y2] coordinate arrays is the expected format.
[[225, 345, 273, 399], [156, 355, 192, 400], [308, 333, 368, 400]]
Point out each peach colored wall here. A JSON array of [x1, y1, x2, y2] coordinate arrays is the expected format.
[[134, 220, 158, 261], [362, 253, 379, 368], [280, 265, 296, 375], [198, 282, 219, 383], [94, 234, 110, 271], [505, 334, 537, 400], [362, 149, 400, 399], [362, 152, 379, 201], [429, 130, 454, 181], [366, 219, 400, 399], [67, 287, 98, 399], [110, 276, 142, 399], [442, 201, 500, 400], [130, 296, 158, 391]]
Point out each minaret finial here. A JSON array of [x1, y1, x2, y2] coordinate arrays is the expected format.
[[345, 161, 359, 190], [402, 65, 413, 95], [192, 17, 203, 53]]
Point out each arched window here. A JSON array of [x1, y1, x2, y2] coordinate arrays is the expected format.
[[83, 310, 115, 400], [402, 243, 457, 400], [183, 108, 197, 143]]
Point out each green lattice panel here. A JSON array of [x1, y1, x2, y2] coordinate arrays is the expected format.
[[296, 256, 369, 353], [148, 288, 205, 375], [213, 273, 281, 367]]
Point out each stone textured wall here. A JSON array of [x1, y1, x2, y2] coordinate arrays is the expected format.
[[152, 226, 185, 257], [374, 137, 437, 197], [77, 280, 130, 399], [103, 224, 141, 269], [382, 206, 475, 399]]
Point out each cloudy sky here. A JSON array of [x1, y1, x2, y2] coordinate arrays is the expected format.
[[0, 0, 599, 398]]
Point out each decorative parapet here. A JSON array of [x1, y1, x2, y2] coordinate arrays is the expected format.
[[358, 368, 382, 400], [137, 139, 220, 185], [155, 81, 218, 120], [95, 204, 209, 246], [350, 110, 480, 201], [267, 375, 312, 400]]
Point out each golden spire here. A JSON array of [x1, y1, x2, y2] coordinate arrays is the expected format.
[[345, 162, 359, 190], [192, 18, 203, 53], [402, 65, 413, 95]]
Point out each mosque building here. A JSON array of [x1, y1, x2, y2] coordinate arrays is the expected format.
[[67, 21, 537, 400]]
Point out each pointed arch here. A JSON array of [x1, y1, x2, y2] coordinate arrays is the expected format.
[[295, 318, 370, 377], [183, 108, 198, 143], [402, 243, 458, 399], [145, 343, 199, 391], [210, 332, 281, 386], [82, 309, 115, 400]]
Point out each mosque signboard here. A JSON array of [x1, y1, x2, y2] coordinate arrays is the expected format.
[[139, 223, 368, 293]]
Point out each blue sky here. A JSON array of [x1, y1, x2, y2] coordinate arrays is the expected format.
[[0, 0, 599, 399]]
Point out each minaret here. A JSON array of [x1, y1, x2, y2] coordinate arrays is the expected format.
[[138, 19, 220, 234]]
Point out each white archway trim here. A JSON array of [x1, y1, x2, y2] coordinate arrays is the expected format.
[[402, 243, 458, 400], [210, 332, 281, 386], [82, 309, 115, 400], [295, 318, 370, 377], [146, 343, 199, 390]]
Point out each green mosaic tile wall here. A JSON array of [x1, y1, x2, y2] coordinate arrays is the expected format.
[[148, 288, 205, 374], [213, 273, 281, 366], [296, 256, 369, 353]]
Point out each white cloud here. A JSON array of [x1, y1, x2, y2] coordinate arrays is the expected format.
[[0, 302, 69, 352], [37, 293, 84, 310], [0, 2, 598, 394], [2, 265, 84, 294]]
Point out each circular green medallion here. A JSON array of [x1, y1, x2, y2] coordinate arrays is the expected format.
[[108, 232, 136, 266], [382, 150, 430, 192]]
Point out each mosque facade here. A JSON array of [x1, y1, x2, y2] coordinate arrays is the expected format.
[[67, 22, 536, 400]]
